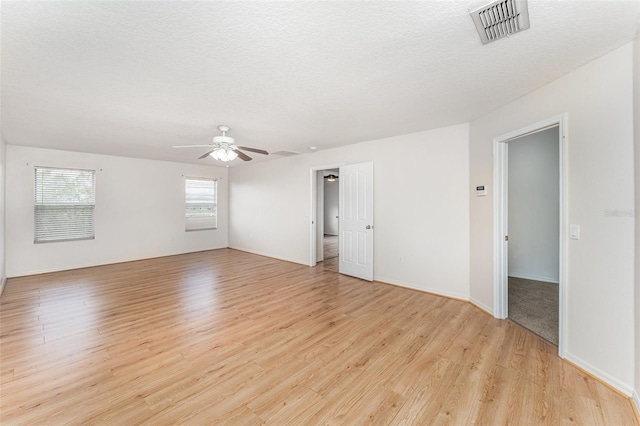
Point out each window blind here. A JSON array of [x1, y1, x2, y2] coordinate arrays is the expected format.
[[185, 177, 217, 231], [34, 167, 96, 243]]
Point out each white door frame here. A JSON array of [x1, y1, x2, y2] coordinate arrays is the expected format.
[[316, 170, 325, 263], [493, 113, 568, 358], [309, 163, 344, 266]]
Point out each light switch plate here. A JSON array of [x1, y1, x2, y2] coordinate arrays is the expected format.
[[570, 224, 580, 240]]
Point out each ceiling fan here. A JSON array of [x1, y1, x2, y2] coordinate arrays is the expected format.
[[172, 125, 268, 163]]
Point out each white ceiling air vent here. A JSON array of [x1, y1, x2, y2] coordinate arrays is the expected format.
[[470, 0, 530, 44]]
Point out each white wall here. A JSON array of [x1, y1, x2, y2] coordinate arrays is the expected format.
[[507, 127, 559, 283], [470, 43, 635, 394], [633, 30, 640, 414], [6, 145, 228, 276], [0, 138, 6, 296], [0, 2, 5, 296], [323, 178, 339, 236], [229, 124, 470, 300]]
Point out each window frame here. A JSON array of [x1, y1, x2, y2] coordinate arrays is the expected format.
[[184, 176, 217, 232], [34, 166, 96, 244]]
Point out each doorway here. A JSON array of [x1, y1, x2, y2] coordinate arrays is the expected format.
[[321, 169, 339, 272], [309, 164, 342, 269], [507, 127, 559, 345], [493, 114, 568, 357], [309, 162, 374, 281]]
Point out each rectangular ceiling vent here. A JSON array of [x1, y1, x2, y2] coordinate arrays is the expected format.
[[470, 0, 530, 44]]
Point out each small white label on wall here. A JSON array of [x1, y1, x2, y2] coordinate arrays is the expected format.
[[476, 185, 487, 196]]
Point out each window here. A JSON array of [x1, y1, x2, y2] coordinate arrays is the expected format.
[[185, 177, 217, 231], [34, 167, 96, 243]]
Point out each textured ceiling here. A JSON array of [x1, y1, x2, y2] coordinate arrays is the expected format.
[[1, 1, 639, 166]]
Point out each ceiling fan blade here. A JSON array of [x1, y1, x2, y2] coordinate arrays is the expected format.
[[236, 146, 268, 155], [198, 150, 215, 159], [233, 148, 252, 161], [172, 144, 214, 148]]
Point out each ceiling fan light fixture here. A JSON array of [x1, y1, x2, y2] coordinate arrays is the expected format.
[[211, 147, 238, 162], [325, 174, 338, 182], [173, 125, 268, 163]]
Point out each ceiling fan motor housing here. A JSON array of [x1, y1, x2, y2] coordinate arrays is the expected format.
[[213, 135, 235, 146]]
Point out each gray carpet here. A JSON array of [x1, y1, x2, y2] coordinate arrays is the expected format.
[[508, 277, 559, 346]]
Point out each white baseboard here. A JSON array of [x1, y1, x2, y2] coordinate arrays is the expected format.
[[227, 246, 308, 266], [508, 272, 559, 284], [228, 249, 471, 302], [564, 352, 633, 396], [374, 275, 469, 302], [632, 389, 640, 419], [469, 297, 494, 316], [0, 276, 6, 298], [7, 246, 230, 278]]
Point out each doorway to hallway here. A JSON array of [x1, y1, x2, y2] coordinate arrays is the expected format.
[[321, 235, 339, 272], [493, 114, 568, 357], [507, 126, 560, 346], [320, 169, 339, 272]]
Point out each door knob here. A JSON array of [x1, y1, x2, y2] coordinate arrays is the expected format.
[[366, 225, 371, 229]]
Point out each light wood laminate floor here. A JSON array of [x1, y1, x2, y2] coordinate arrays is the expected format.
[[323, 235, 338, 260], [321, 235, 339, 273], [0, 249, 637, 425]]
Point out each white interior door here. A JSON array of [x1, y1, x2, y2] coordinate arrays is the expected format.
[[339, 162, 374, 281]]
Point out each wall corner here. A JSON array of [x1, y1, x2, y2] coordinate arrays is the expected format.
[[633, 29, 640, 406]]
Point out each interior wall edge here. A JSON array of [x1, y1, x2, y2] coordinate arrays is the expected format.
[[507, 272, 559, 284], [632, 27, 640, 414], [564, 352, 634, 397], [632, 389, 640, 421], [374, 276, 469, 302], [227, 246, 308, 267], [4, 247, 229, 279], [1, 136, 6, 299], [469, 297, 494, 316]]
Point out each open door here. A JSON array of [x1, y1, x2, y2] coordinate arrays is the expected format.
[[339, 162, 374, 281]]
